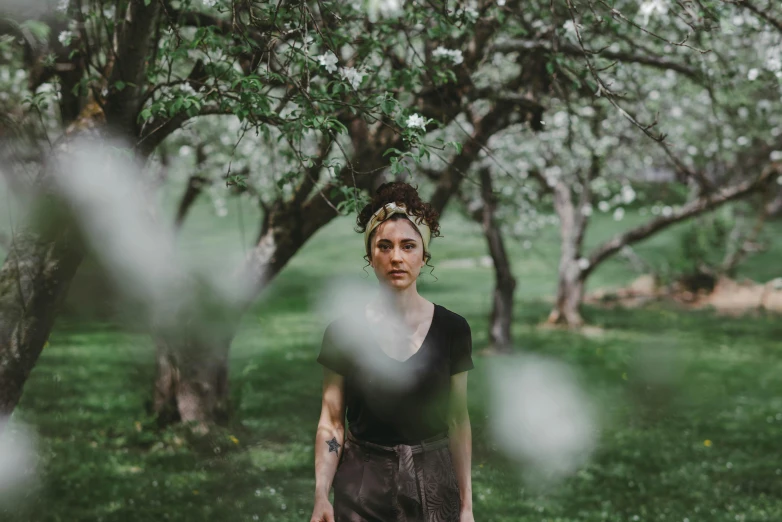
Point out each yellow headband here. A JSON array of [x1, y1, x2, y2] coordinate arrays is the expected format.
[[364, 202, 431, 254]]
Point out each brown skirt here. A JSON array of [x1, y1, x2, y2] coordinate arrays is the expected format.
[[333, 432, 461, 522]]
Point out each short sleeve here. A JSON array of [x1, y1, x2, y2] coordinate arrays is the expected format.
[[316, 322, 351, 376], [450, 317, 474, 375]]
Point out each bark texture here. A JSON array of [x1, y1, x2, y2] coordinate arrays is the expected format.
[[0, 0, 162, 423], [479, 169, 517, 350], [0, 225, 82, 418], [460, 169, 517, 350], [542, 163, 779, 328]]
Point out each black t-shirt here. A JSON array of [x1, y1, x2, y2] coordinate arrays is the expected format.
[[317, 303, 474, 445]]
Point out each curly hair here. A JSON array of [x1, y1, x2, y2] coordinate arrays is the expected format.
[[355, 181, 442, 268]]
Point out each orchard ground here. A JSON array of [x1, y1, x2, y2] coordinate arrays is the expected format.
[[3, 192, 782, 522]]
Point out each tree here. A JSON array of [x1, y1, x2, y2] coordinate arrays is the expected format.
[[0, 0, 545, 425], [455, 0, 782, 327]]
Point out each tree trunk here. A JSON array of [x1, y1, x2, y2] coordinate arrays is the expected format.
[[153, 334, 230, 429], [0, 105, 109, 423], [766, 186, 782, 218], [477, 169, 516, 351], [547, 265, 585, 328], [174, 175, 207, 230], [151, 196, 338, 425], [0, 225, 83, 420], [538, 172, 590, 329]]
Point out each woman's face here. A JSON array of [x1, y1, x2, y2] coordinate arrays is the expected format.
[[368, 218, 426, 289]]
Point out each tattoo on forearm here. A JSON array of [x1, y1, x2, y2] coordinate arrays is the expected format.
[[326, 438, 341, 454]]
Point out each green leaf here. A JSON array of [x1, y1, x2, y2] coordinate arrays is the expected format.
[[114, 81, 126, 91], [19, 20, 50, 42], [381, 99, 396, 115]]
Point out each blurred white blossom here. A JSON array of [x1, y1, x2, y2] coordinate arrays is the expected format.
[[0, 418, 37, 502], [580, 204, 593, 217], [613, 207, 625, 221], [639, 0, 668, 25], [577, 257, 590, 270], [58, 30, 73, 45], [620, 186, 636, 205], [562, 20, 581, 42], [365, 0, 403, 22], [598, 201, 610, 213], [432, 46, 464, 65], [317, 52, 339, 73], [340, 67, 365, 89], [180, 83, 196, 96], [488, 356, 597, 484], [406, 113, 426, 130]]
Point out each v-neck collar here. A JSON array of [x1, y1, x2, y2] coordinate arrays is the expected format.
[[374, 303, 440, 363]]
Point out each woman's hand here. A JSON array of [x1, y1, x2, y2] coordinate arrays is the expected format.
[[310, 495, 335, 522], [459, 509, 476, 522]]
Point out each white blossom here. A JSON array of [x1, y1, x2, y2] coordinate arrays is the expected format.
[[58, 30, 74, 46], [621, 185, 636, 205], [577, 258, 590, 270], [432, 47, 464, 65], [316, 52, 339, 73], [562, 20, 582, 42], [580, 204, 593, 217], [203, 0, 218, 6], [748, 68, 760, 81], [462, 6, 478, 18], [661, 206, 673, 217], [55, 0, 69, 12], [598, 201, 610, 213], [497, 0, 506, 5], [613, 207, 625, 221], [339, 67, 365, 89], [180, 83, 196, 96], [366, 0, 403, 22], [770, 151, 782, 161], [406, 113, 426, 130], [639, 0, 668, 25]]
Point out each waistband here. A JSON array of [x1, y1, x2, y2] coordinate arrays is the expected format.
[[345, 430, 451, 520], [346, 430, 450, 455]]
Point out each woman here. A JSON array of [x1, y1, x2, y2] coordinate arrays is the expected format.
[[310, 182, 475, 522]]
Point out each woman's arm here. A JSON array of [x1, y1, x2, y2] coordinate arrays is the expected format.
[[310, 368, 346, 522], [448, 371, 474, 520]]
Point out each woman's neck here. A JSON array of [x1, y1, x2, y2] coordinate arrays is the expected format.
[[371, 285, 426, 323]]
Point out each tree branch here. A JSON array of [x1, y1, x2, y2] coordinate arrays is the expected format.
[[739, 0, 782, 34], [136, 104, 230, 157], [584, 163, 780, 275], [104, 0, 161, 130], [492, 38, 702, 80]]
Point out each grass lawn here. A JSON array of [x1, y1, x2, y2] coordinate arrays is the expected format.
[[3, 195, 782, 521]]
